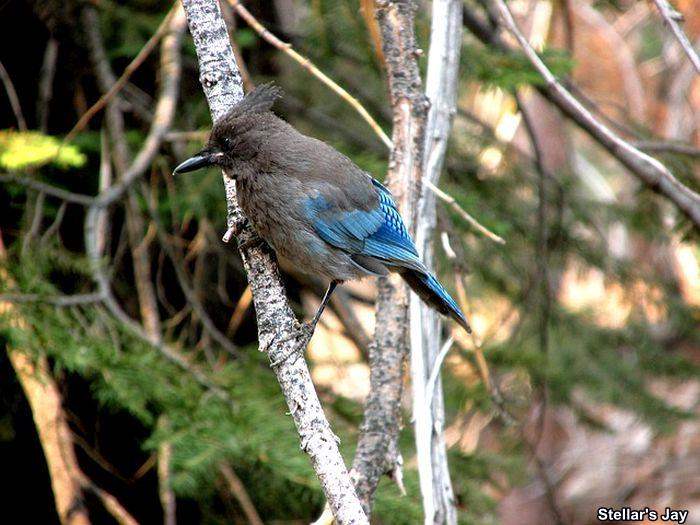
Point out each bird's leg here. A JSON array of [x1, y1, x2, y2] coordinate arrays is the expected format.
[[268, 280, 340, 368], [308, 280, 338, 332]]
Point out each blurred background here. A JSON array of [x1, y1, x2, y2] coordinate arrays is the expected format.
[[0, 0, 698, 523]]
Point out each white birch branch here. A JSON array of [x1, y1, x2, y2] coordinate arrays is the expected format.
[[179, 1, 367, 523], [409, 0, 462, 523]]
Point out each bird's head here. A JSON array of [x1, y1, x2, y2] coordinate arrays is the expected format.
[[173, 83, 283, 176]]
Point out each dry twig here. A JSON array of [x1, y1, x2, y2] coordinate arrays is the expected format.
[[426, 181, 505, 244], [227, 0, 391, 148], [219, 463, 263, 525], [652, 0, 700, 74], [65, 4, 178, 143], [0, 59, 27, 130], [465, 3, 700, 228]]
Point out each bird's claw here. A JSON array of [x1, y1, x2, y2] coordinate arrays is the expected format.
[[267, 320, 317, 368], [238, 233, 268, 253], [222, 217, 250, 243]]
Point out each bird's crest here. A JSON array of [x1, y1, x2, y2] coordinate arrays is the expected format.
[[233, 82, 283, 116]]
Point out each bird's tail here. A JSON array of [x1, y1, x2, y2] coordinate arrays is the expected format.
[[400, 268, 471, 333]]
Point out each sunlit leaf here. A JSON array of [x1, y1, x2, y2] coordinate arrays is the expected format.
[[0, 130, 87, 171]]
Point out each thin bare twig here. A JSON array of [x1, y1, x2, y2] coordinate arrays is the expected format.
[[226, 285, 252, 337], [38, 38, 59, 132], [652, 0, 700, 74], [22, 190, 46, 256], [219, 463, 263, 525], [426, 181, 505, 244], [40, 200, 68, 244], [425, 336, 454, 413], [634, 140, 700, 158], [0, 173, 96, 206], [466, 3, 700, 228], [227, 0, 391, 148], [330, 288, 371, 360], [0, 59, 27, 130], [64, 4, 178, 144], [80, 479, 140, 525]]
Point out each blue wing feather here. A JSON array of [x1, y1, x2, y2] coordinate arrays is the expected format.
[[306, 178, 421, 268], [305, 178, 470, 332]]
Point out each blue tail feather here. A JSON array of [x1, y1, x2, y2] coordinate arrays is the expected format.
[[401, 269, 471, 333]]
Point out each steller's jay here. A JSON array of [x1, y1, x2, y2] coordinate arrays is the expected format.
[[174, 84, 470, 343]]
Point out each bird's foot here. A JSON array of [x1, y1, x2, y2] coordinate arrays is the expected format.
[[237, 232, 267, 253], [222, 217, 249, 243], [267, 320, 317, 368]]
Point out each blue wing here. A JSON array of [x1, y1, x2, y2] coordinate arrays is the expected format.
[[305, 179, 423, 270], [305, 178, 470, 331]]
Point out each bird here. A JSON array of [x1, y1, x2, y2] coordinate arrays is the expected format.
[[174, 83, 470, 343]]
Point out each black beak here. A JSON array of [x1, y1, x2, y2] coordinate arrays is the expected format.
[[173, 151, 220, 175]]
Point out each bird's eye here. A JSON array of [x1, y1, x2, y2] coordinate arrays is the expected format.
[[222, 137, 233, 149]]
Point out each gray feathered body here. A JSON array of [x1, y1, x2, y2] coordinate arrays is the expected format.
[[202, 85, 470, 332], [228, 113, 386, 281]]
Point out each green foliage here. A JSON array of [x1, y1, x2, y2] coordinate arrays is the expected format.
[[463, 44, 574, 90], [0, 131, 86, 171]]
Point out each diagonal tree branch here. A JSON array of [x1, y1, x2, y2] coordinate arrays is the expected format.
[[8, 352, 92, 525], [65, 4, 178, 144], [179, 1, 367, 523], [652, 0, 700, 74], [464, 2, 700, 229]]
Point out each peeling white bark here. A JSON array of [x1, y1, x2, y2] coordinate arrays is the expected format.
[[410, 0, 463, 523], [180, 1, 367, 523]]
